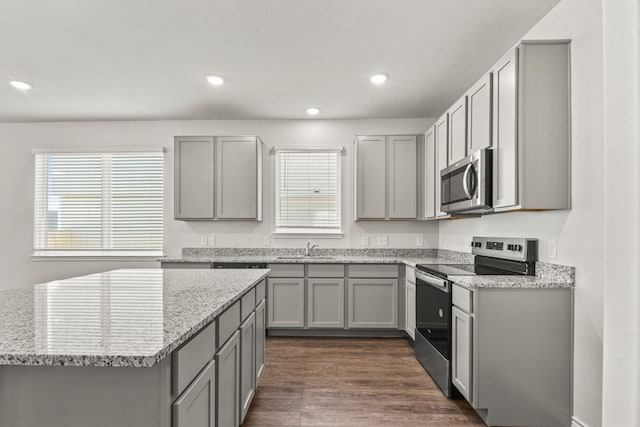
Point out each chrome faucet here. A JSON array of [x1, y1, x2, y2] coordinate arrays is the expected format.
[[304, 241, 319, 257]]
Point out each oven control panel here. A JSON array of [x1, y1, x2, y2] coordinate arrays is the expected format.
[[470, 237, 538, 262]]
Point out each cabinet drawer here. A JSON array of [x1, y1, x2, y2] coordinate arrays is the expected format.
[[256, 279, 266, 302], [308, 264, 345, 278], [172, 321, 216, 397], [268, 264, 304, 277], [217, 301, 241, 348], [349, 264, 398, 278], [241, 288, 256, 321], [452, 284, 473, 313], [405, 266, 416, 283]]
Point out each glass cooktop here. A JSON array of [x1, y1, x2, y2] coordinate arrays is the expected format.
[[415, 263, 516, 279]]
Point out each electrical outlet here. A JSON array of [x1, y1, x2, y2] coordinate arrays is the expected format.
[[547, 240, 558, 259], [207, 235, 216, 246], [377, 235, 388, 246], [362, 235, 370, 246], [416, 235, 424, 246], [263, 235, 271, 246], [200, 235, 208, 246]]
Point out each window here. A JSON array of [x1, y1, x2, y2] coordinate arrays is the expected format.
[[275, 148, 342, 234], [34, 150, 164, 256]]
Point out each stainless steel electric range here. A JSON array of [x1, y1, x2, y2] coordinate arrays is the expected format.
[[414, 236, 538, 397]]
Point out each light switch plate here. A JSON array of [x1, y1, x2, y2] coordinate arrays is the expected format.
[[263, 235, 271, 246], [377, 235, 388, 246], [416, 235, 424, 246], [547, 240, 558, 259], [200, 235, 208, 246], [362, 235, 370, 246], [207, 235, 216, 246]]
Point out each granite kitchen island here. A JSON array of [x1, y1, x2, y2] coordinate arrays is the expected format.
[[0, 268, 269, 427]]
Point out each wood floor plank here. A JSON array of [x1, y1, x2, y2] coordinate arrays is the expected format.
[[242, 337, 486, 427]]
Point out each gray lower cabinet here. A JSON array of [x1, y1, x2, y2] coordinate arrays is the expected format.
[[267, 278, 305, 328], [307, 278, 345, 328], [347, 278, 398, 328], [255, 300, 266, 381], [452, 306, 472, 401], [173, 360, 216, 427], [239, 312, 256, 423], [405, 280, 416, 340], [215, 331, 240, 427]]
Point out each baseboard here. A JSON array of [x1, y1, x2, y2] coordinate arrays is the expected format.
[[572, 416, 589, 427], [267, 328, 407, 338]]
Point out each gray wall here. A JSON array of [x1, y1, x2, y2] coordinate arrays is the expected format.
[[0, 118, 437, 289]]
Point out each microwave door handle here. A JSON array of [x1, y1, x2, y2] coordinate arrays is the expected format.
[[462, 163, 473, 199]]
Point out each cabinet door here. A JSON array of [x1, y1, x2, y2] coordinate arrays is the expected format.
[[452, 306, 473, 402], [267, 278, 305, 328], [355, 136, 386, 219], [215, 136, 261, 219], [307, 278, 345, 328], [239, 312, 256, 423], [173, 360, 216, 427], [467, 73, 492, 154], [388, 135, 418, 219], [405, 281, 416, 340], [448, 96, 467, 164], [492, 48, 519, 209], [347, 279, 398, 329], [255, 300, 266, 383], [423, 127, 436, 219], [216, 331, 240, 427], [174, 137, 215, 219], [434, 114, 449, 217]]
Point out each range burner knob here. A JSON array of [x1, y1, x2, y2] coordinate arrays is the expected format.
[[516, 244, 523, 251]]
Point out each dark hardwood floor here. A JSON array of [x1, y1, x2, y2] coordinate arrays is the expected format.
[[242, 337, 486, 427]]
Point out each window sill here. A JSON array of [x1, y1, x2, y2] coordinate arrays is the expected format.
[[272, 230, 344, 239], [31, 251, 164, 261]]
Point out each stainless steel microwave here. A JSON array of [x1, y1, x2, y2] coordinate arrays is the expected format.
[[440, 148, 493, 214]]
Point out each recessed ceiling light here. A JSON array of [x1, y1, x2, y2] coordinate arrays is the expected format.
[[205, 75, 224, 86], [9, 80, 32, 90], [369, 73, 389, 85], [306, 107, 320, 116]]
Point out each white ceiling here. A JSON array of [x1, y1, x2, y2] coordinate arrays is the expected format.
[[0, 0, 560, 122]]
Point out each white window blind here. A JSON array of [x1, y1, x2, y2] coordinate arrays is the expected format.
[[275, 150, 341, 232], [34, 151, 164, 253]]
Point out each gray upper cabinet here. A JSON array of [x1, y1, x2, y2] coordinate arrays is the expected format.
[[492, 41, 571, 211], [354, 135, 420, 220], [354, 135, 387, 219], [423, 127, 436, 220], [175, 137, 215, 220], [492, 48, 519, 210], [307, 278, 345, 328], [448, 96, 467, 164], [215, 136, 263, 220], [434, 114, 449, 218], [467, 72, 492, 154], [388, 135, 418, 219], [174, 136, 264, 221]]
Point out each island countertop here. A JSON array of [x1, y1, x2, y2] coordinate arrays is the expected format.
[[0, 268, 269, 368]]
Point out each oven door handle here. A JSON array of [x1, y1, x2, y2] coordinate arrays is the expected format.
[[415, 271, 449, 291], [462, 163, 474, 199]]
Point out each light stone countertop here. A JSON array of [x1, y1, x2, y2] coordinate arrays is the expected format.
[[0, 268, 268, 368], [449, 275, 575, 289]]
